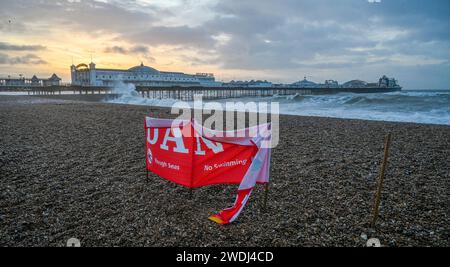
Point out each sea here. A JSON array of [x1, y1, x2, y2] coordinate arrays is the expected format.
[[106, 84, 450, 126], [1, 87, 449, 126], [272, 90, 450, 126]]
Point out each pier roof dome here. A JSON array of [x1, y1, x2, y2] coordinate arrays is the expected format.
[[343, 80, 367, 88], [292, 77, 317, 87], [128, 63, 159, 74]]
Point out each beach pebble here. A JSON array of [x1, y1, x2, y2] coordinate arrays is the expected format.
[[0, 95, 449, 247]]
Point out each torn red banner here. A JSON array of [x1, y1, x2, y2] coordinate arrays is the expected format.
[[145, 117, 272, 225]]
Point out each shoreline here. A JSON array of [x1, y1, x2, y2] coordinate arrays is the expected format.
[[0, 95, 449, 247], [13, 93, 450, 127]]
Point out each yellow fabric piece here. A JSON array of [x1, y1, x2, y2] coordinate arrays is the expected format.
[[208, 215, 224, 224]]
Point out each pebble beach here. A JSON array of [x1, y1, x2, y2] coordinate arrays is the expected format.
[[0, 95, 449, 247]]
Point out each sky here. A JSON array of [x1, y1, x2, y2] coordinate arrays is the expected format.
[[0, 0, 449, 89]]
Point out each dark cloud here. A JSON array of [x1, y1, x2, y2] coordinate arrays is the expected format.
[[103, 44, 155, 65], [104, 46, 128, 54], [1, 0, 449, 88], [126, 26, 215, 48], [0, 0, 167, 34], [0, 53, 47, 65], [199, 0, 450, 71], [129, 46, 149, 54], [0, 42, 46, 51], [104, 45, 153, 61], [86, 0, 445, 75]]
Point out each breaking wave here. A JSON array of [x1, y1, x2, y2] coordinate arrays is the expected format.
[[274, 90, 450, 125], [105, 86, 450, 126], [105, 82, 179, 107]]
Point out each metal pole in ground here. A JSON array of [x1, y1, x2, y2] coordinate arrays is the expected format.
[[371, 133, 392, 228]]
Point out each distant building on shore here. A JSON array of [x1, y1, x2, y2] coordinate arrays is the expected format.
[[0, 74, 61, 87], [70, 62, 221, 87]]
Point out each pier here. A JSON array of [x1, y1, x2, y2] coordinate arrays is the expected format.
[[25, 86, 112, 95], [1, 85, 400, 100], [6, 85, 314, 100], [135, 86, 313, 101]]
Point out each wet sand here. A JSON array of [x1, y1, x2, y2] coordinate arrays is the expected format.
[[0, 95, 449, 247]]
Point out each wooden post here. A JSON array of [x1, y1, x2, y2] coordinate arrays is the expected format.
[[371, 133, 392, 228], [263, 183, 269, 210]]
